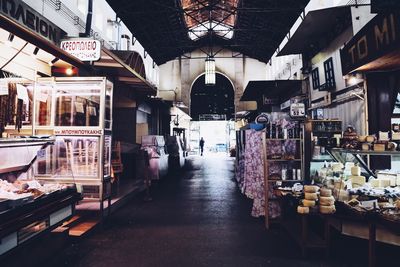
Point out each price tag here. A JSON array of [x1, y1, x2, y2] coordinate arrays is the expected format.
[[16, 84, 29, 102], [37, 91, 49, 102], [88, 106, 97, 116], [75, 102, 84, 113], [0, 81, 8, 95]]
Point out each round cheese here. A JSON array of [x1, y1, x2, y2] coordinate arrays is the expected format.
[[297, 206, 310, 214], [319, 205, 336, 214], [320, 188, 332, 197], [304, 185, 319, 193], [305, 192, 318, 200], [319, 196, 335, 206], [302, 199, 316, 207]]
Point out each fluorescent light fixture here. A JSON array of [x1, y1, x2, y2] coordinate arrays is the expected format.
[[5, 33, 14, 47], [205, 57, 216, 86], [49, 57, 59, 66], [347, 73, 364, 86], [7, 33, 14, 42], [33, 47, 39, 56], [31, 47, 39, 58]]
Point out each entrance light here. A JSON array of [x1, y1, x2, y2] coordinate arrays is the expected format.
[[205, 56, 215, 86]]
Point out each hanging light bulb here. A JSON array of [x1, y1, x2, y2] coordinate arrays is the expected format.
[[205, 56, 215, 86]]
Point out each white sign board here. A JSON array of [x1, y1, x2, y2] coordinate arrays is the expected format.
[[0, 81, 8, 95], [16, 84, 29, 102], [60, 39, 101, 61], [54, 129, 103, 136], [290, 103, 305, 118]]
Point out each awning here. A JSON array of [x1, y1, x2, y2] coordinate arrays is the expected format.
[[240, 80, 303, 102], [0, 13, 85, 69], [278, 6, 351, 56], [93, 48, 157, 96]]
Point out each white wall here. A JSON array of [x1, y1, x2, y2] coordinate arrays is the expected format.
[[266, 0, 354, 82], [158, 47, 265, 113], [309, 27, 353, 101], [23, 0, 159, 87], [266, 54, 303, 80]]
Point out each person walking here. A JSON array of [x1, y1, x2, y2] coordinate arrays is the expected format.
[[199, 137, 205, 156]]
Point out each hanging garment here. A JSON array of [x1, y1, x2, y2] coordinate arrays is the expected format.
[[243, 129, 265, 217]]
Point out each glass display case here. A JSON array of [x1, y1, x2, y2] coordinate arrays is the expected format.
[[32, 77, 113, 203], [305, 119, 342, 181], [0, 138, 79, 257]]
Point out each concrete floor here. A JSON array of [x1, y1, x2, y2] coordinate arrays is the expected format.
[[48, 155, 397, 267]]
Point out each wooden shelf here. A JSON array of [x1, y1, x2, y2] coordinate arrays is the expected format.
[[266, 159, 301, 162], [330, 148, 400, 156], [266, 138, 301, 141], [268, 180, 303, 182]]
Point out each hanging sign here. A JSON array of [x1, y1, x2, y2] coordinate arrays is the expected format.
[[60, 39, 101, 61], [340, 11, 400, 74], [0, 0, 64, 44], [262, 96, 279, 105], [54, 129, 103, 136], [290, 103, 306, 118]]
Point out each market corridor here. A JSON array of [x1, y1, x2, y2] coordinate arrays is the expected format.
[[51, 155, 359, 267]]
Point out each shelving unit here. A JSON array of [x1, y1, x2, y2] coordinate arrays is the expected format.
[[263, 122, 305, 229]]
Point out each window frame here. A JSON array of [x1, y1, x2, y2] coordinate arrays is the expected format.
[[311, 68, 320, 90]]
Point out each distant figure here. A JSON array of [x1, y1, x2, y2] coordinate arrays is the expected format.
[[199, 137, 205, 156]]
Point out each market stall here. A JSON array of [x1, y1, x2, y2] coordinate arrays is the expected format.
[[0, 138, 79, 257], [32, 77, 113, 216]]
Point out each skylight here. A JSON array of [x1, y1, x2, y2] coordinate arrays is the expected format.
[[181, 0, 238, 41], [188, 21, 234, 41]]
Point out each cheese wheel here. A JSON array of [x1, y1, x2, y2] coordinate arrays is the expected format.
[[366, 135, 375, 143], [297, 206, 310, 214], [350, 175, 366, 188], [370, 179, 380, 188], [304, 185, 319, 193], [320, 188, 332, 197], [302, 199, 316, 207], [319, 196, 335, 206], [379, 179, 391, 188], [351, 165, 361, 176], [305, 192, 318, 200], [319, 205, 336, 214]]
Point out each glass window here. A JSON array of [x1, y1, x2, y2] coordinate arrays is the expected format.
[[54, 82, 101, 127], [324, 57, 335, 90], [105, 82, 112, 130], [311, 68, 320, 90], [35, 136, 99, 179], [35, 84, 53, 126], [104, 135, 112, 177], [0, 81, 34, 127]]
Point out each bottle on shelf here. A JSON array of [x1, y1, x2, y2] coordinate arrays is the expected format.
[[288, 127, 293, 138], [278, 124, 283, 139], [266, 122, 271, 138], [282, 164, 287, 181], [297, 169, 301, 180], [271, 123, 276, 139]]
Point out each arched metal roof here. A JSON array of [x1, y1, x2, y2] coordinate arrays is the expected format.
[[106, 0, 310, 65]]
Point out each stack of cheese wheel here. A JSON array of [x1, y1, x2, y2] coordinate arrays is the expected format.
[[298, 185, 319, 214], [319, 188, 336, 214]]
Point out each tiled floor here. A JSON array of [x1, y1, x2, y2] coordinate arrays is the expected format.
[[48, 155, 396, 267]]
